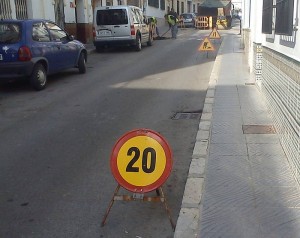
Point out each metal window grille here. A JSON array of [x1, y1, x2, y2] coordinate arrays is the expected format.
[[0, 0, 12, 19], [15, 0, 28, 19]]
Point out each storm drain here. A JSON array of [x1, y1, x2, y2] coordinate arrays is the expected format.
[[242, 125, 276, 134], [172, 112, 201, 120]]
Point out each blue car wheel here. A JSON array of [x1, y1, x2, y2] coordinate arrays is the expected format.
[[30, 63, 47, 91], [78, 52, 86, 74]]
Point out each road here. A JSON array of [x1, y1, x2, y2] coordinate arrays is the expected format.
[[0, 28, 217, 238]]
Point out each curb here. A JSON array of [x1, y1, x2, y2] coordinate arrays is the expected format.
[[173, 37, 225, 238]]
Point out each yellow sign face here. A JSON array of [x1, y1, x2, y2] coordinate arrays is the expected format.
[[111, 129, 173, 193], [198, 37, 215, 51], [209, 28, 221, 39], [117, 136, 166, 187]]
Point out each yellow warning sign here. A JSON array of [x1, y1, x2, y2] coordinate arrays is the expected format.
[[198, 37, 215, 51], [209, 28, 221, 39]]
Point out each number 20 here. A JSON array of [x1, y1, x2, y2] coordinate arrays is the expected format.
[[126, 147, 156, 173]]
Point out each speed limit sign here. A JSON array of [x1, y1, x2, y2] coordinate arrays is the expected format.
[[110, 129, 173, 193]]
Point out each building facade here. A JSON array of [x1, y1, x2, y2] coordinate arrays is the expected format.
[[242, 0, 300, 183], [1, 0, 234, 43]]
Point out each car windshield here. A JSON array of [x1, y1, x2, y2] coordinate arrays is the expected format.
[[0, 23, 21, 44], [182, 14, 193, 19]]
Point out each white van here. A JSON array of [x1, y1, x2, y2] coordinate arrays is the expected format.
[[93, 5, 154, 51]]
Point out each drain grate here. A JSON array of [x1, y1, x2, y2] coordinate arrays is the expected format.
[[172, 112, 201, 120], [242, 125, 276, 134]]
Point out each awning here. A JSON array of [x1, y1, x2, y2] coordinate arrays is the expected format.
[[200, 0, 231, 8]]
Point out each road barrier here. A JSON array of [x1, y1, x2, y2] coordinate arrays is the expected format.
[[195, 16, 209, 29]]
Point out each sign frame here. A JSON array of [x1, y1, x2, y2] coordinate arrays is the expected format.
[[198, 37, 215, 51], [110, 128, 173, 193], [209, 28, 221, 39]]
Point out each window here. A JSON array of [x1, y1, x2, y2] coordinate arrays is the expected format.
[[45, 22, 68, 42], [0, 23, 21, 43], [148, 0, 159, 8], [133, 8, 143, 24], [32, 22, 50, 42], [262, 0, 273, 34], [160, 0, 165, 10], [96, 9, 128, 25], [131, 8, 141, 24], [275, 0, 294, 35]]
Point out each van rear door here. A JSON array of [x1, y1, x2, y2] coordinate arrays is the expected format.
[[95, 8, 130, 40], [95, 9, 114, 39]]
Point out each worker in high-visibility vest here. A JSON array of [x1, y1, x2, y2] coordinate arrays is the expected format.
[[166, 9, 179, 39], [148, 16, 160, 37]]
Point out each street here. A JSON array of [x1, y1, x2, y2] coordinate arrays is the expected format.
[[0, 28, 217, 238]]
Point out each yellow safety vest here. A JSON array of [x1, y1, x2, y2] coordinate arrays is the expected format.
[[167, 15, 178, 25], [149, 17, 157, 25]]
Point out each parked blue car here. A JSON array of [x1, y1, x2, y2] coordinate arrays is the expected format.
[[0, 19, 87, 90]]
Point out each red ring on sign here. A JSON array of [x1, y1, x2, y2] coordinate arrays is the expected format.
[[110, 129, 173, 193]]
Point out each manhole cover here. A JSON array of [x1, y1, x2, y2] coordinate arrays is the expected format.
[[172, 112, 201, 120], [242, 125, 276, 134]]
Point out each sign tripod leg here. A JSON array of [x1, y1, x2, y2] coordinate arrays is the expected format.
[[101, 185, 176, 231], [158, 187, 176, 231], [101, 184, 120, 227]]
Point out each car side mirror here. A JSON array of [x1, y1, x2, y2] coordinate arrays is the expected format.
[[68, 35, 75, 41]]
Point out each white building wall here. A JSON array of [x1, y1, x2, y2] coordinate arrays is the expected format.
[[64, 3, 77, 23], [27, 0, 55, 21], [145, 6, 166, 18], [76, 0, 93, 23], [9, 0, 17, 19], [245, 0, 300, 183], [251, 0, 262, 44]]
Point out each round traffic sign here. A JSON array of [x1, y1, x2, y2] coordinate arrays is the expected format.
[[110, 129, 173, 193]]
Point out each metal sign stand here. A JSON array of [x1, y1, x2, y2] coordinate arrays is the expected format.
[[101, 184, 176, 231]]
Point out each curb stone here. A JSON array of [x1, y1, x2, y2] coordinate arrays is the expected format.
[[173, 37, 225, 238]]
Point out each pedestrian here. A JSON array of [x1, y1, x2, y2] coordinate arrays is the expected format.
[[148, 16, 160, 37], [167, 8, 179, 39]]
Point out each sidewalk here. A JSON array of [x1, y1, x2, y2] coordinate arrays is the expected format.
[[174, 31, 300, 237]]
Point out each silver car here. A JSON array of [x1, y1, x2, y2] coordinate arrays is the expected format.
[[180, 13, 197, 28], [93, 5, 154, 52]]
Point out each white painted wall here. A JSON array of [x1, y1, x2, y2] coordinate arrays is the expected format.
[[242, 0, 251, 29], [145, 6, 166, 18], [27, 0, 55, 21], [251, 0, 262, 44], [64, 2, 77, 23], [9, 0, 17, 19], [76, 0, 93, 23]]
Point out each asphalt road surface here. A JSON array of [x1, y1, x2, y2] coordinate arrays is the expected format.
[[0, 28, 218, 238]]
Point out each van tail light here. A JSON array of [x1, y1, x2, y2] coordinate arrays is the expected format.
[[130, 25, 135, 35], [92, 27, 96, 38], [18, 46, 32, 61]]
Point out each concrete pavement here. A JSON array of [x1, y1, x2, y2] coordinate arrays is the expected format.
[[85, 25, 300, 237], [174, 28, 300, 237]]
